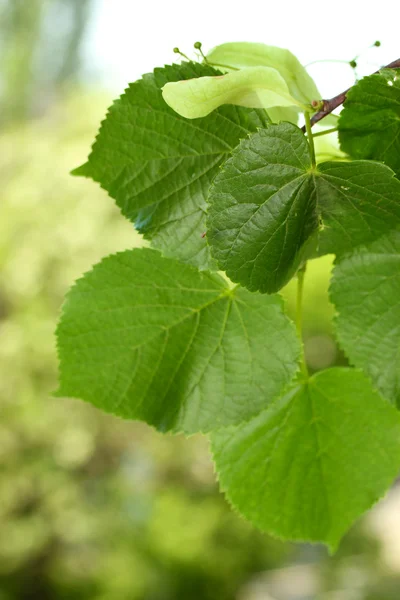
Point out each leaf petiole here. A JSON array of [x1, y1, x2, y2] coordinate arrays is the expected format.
[[296, 263, 309, 380], [206, 61, 240, 71], [312, 127, 338, 138], [304, 111, 316, 168]]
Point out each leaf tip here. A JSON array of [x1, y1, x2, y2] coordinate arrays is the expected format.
[[71, 162, 91, 177]]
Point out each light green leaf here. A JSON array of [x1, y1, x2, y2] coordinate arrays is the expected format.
[[207, 123, 400, 293], [207, 123, 319, 293], [56, 248, 300, 434], [212, 368, 400, 550], [338, 69, 400, 178], [314, 131, 346, 162], [73, 62, 270, 270], [162, 66, 306, 120], [267, 106, 299, 125], [206, 42, 321, 106], [330, 229, 400, 406]]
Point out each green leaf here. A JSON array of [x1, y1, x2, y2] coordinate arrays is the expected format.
[[162, 66, 306, 119], [207, 123, 400, 293], [74, 62, 270, 270], [267, 106, 299, 125], [314, 131, 346, 162], [206, 42, 321, 106], [56, 248, 300, 434], [316, 160, 400, 256], [338, 69, 400, 178], [330, 228, 400, 406], [211, 368, 400, 550], [207, 123, 319, 294]]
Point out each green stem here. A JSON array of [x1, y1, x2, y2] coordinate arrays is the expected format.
[[304, 111, 316, 167], [173, 48, 191, 61], [206, 60, 239, 71], [312, 127, 338, 138], [296, 264, 309, 380]]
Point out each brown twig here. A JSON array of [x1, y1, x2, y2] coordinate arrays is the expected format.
[[301, 57, 400, 132]]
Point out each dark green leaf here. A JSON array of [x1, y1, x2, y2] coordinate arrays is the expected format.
[[56, 248, 300, 434], [212, 368, 400, 549], [330, 228, 400, 405], [316, 160, 400, 256], [207, 123, 319, 293], [338, 69, 400, 177], [207, 123, 400, 293], [74, 62, 270, 270]]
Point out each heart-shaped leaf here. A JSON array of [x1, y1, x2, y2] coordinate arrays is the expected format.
[[330, 228, 400, 406], [212, 368, 400, 550], [207, 123, 400, 293], [56, 248, 300, 434]]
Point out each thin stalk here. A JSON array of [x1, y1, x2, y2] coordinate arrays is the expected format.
[[173, 48, 191, 61], [304, 111, 316, 167], [296, 264, 309, 379], [312, 127, 338, 138], [206, 60, 239, 71]]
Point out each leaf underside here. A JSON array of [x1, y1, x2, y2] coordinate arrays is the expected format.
[[212, 368, 400, 550], [330, 228, 400, 406], [56, 248, 300, 435]]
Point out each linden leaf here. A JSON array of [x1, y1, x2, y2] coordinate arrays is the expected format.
[[207, 123, 400, 293], [207, 123, 318, 293], [74, 62, 270, 270], [338, 69, 400, 178], [316, 160, 400, 256], [56, 248, 300, 434], [212, 368, 400, 550], [330, 228, 400, 406]]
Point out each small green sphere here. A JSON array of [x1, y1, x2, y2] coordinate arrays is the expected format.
[[194, 41, 202, 50], [349, 60, 357, 69]]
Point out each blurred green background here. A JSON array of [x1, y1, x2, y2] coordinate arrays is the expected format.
[[2, 2, 400, 599]]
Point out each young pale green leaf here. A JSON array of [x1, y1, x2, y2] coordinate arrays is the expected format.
[[330, 229, 400, 406], [314, 131, 346, 162], [211, 368, 400, 550], [207, 123, 319, 294], [162, 66, 306, 119], [207, 122, 400, 293], [206, 42, 321, 106], [267, 106, 299, 125], [73, 62, 270, 271], [316, 161, 400, 256], [56, 248, 300, 435], [338, 69, 400, 178]]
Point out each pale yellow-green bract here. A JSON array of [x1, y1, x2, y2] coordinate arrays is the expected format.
[[206, 42, 321, 106], [162, 66, 306, 119]]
